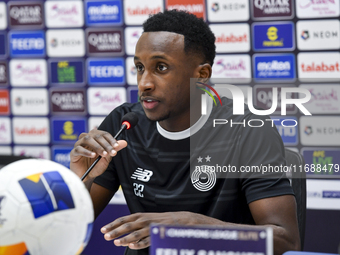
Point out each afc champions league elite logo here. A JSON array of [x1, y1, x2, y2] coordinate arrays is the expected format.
[[191, 155, 216, 192]]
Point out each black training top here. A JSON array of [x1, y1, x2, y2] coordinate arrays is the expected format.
[[94, 97, 294, 255]]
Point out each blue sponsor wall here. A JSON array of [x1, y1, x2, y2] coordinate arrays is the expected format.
[[0, 0, 339, 254]]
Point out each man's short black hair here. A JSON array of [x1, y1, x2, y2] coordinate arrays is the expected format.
[[143, 10, 216, 66]]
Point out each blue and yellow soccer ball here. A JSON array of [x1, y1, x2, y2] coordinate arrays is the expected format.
[[0, 159, 94, 255]]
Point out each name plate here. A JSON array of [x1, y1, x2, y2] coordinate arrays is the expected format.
[[150, 224, 273, 255]]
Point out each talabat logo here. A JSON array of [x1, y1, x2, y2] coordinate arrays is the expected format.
[[300, 116, 340, 146], [51, 89, 86, 114], [297, 20, 340, 50], [207, 0, 249, 22], [124, 0, 164, 25], [210, 23, 250, 53], [299, 84, 340, 114], [9, 31, 45, 57], [0, 62, 8, 86], [253, 22, 294, 51], [86, 28, 124, 56], [49, 60, 84, 85], [46, 29, 85, 57], [298, 52, 340, 79], [87, 87, 126, 115], [252, 0, 293, 19], [212, 55, 251, 81], [86, 0, 122, 26], [254, 54, 295, 80], [10, 59, 47, 87], [166, 0, 205, 19], [87, 58, 125, 85], [297, 0, 339, 18], [9, 2, 43, 28], [52, 119, 86, 143], [0, 117, 11, 144], [13, 117, 50, 144], [45, 1, 84, 28], [0, 90, 9, 115]]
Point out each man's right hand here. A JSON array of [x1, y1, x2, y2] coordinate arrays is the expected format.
[[70, 129, 127, 181]]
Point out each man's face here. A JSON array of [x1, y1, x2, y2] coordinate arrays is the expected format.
[[134, 32, 200, 124]]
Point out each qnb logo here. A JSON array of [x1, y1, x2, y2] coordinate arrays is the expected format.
[[131, 168, 153, 182], [89, 66, 124, 78], [210, 85, 312, 118]]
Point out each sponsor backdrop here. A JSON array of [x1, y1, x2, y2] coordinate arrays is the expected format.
[[0, 0, 340, 253]]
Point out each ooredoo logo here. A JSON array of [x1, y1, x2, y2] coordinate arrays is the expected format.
[[298, 52, 340, 79], [210, 24, 250, 53], [124, 0, 164, 25], [9, 59, 47, 87], [13, 117, 50, 144], [45, 1, 84, 28], [9, 2, 44, 28], [166, 0, 205, 19], [207, 0, 249, 22]]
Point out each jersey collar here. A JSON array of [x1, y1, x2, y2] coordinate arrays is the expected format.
[[156, 96, 213, 140]]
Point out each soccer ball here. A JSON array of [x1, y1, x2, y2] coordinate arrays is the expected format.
[[0, 159, 94, 255]]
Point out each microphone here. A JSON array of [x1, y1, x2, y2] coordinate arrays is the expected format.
[[81, 112, 139, 181]]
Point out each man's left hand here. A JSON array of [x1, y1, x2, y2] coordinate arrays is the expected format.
[[100, 212, 222, 250]]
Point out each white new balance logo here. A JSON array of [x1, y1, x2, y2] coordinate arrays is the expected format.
[[131, 168, 153, 182]]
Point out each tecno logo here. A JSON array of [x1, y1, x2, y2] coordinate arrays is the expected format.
[[89, 66, 124, 78], [11, 38, 44, 50]]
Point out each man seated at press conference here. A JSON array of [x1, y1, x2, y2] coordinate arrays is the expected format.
[[70, 10, 300, 255]]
